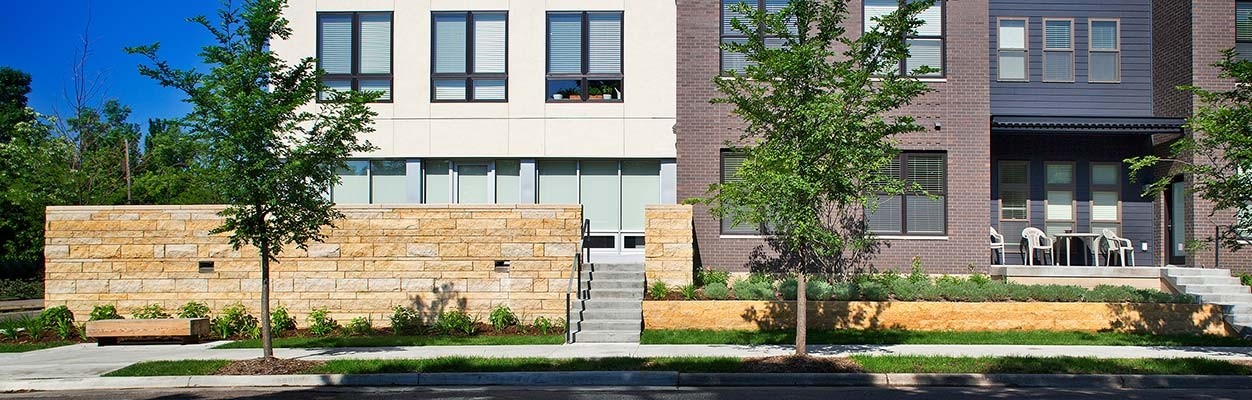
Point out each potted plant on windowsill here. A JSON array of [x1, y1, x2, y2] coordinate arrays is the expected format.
[[558, 88, 582, 101], [602, 86, 616, 100], [588, 87, 603, 100]]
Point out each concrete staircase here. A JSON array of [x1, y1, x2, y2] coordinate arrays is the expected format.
[[1162, 267, 1252, 337], [568, 263, 644, 343]]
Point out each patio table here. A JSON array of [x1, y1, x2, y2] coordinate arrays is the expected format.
[[1052, 232, 1102, 267]]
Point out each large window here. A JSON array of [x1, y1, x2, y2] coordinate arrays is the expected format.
[[432, 12, 508, 102], [1042, 18, 1074, 82], [546, 12, 623, 102], [332, 160, 409, 204], [1238, 2, 1252, 61], [1044, 162, 1076, 236], [720, 0, 791, 74], [720, 151, 764, 235], [999, 161, 1029, 221], [864, 0, 945, 77], [868, 153, 947, 236], [1090, 163, 1121, 234], [318, 12, 393, 102], [1088, 19, 1120, 83], [997, 18, 1028, 81]]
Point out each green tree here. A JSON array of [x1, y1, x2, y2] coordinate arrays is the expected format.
[[128, 0, 377, 358], [708, 0, 935, 355], [63, 99, 142, 205], [133, 119, 222, 205], [0, 67, 35, 144], [1128, 48, 1252, 251], [0, 68, 73, 263]]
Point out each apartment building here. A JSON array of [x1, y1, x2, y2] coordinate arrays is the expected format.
[[272, 1, 678, 258]]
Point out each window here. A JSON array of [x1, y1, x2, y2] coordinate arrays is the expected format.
[[547, 12, 623, 102], [864, 0, 945, 77], [720, 0, 792, 74], [1090, 163, 1121, 234], [331, 160, 410, 204], [1238, 2, 1252, 61], [318, 12, 393, 102], [432, 12, 508, 102], [997, 18, 1028, 81], [1042, 19, 1074, 82], [1088, 19, 1120, 83], [1044, 162, 1075, 236], [999, 161, 1029, 221], [868, 153, 947, 236], [720, 151, 765, 235]]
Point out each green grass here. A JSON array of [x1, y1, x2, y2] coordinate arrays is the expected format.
[[641, 329, 1252, 347], [0, 341, 74, 353], [313, 356, 743, 374], [103, 360, 232, 377], [853, 355, 1252, 375], [213, 334, 564, 349]]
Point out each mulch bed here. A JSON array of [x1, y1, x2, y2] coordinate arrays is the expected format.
[[216, 358, 325, 375], [739, 356, 864, 373]]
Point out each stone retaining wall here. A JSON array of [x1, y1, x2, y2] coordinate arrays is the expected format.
[[643, 300, 1233, 336], [644, 205, 694, 286], [44, 205, 582, 324]]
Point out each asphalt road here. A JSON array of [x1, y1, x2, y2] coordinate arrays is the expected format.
[[4, 387, 1252, 400]]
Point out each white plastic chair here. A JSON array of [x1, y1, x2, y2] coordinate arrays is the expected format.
[[1101, 228, 1136, 266], [1022, 227, 1056, 266], [990, 227, 1006, 265]]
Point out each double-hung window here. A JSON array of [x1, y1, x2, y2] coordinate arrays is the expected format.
[[1088, 19, 1120, 83], [720, 0, 791, 74], [720, 151, 766, 235], [1044, 162, 1076, 236], [546, 12, 623, 102], [1238, 2, 1252, 61], [432, 12, 508, 102], [864, 0, 945, 77], [1042, 18, 1074, 82], [867, 153, 948, 236], [318, 12, 393, 102], [1090, 163, 1121, 234], [997, 18, 1028, 81]]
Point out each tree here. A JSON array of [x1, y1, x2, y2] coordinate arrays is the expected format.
[[1128, 48, 1252, 252], [133, 119, 223, 205], [129, 0, 378, 358], [708, 0, 935, 355], [0, 68, 73, 263], [0, 67, 35, 144]]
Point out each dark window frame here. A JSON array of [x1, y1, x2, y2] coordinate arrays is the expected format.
[[1237, 1, 1252, 61], [718, 0, 786, 75], [431, 11, 510, 103], [719, 150, 767, 235], [869, 152, 949, 236], [861, 0, 947, 78], [545, 11, 625, 103], [998, 160, 1030, 221], [317, 11, 394, 103]]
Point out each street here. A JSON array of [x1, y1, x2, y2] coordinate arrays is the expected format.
[[4, 387, 1251, 400]]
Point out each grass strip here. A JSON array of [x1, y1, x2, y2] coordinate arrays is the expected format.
[[313, 356, 744, 374], [0, 341, 74, 353], [104, 360, 232, 377], [641, 329, 1252, 347], [852, 355, 1252, 375], [213, 334, 564, 349]]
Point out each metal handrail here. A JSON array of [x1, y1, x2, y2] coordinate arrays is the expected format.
[[565, 219, 592, 344]]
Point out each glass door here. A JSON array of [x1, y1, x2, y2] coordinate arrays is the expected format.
[[1168, 178, 1187, 265], [455, 163, 492, 204]]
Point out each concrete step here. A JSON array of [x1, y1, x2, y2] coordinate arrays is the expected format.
[[577, 299, 643, 311], [583, 288, 643, 300], [1176, 285, 1252, 295], [581, 271, 645, 281], [571, 309, 642, 321], [585, 279, 646, 290], [1165, 268, 1232, 277], [1169, 275, 1243, 286], [1195, 293, 1252, 305], [578, 319, 642, 331], [573, 330, 640, 343], [588, 263, 646, 272], [1223, 304, 1252, 315], [1226, 314, 1252, 325]]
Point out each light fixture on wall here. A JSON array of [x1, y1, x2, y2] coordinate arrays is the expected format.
[[934, 122, 943, 131]]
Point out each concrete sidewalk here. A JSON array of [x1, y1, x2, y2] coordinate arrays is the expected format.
[[4, 342, 1252, 382]]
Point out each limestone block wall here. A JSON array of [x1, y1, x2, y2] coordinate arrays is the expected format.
[[43, 204, 582, 324], [644, 205, 694, 286]]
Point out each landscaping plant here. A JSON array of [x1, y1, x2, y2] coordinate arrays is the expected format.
[[307, 308, 339, 337], [488, 305, 518, 332], [131, 304, 171, 319], [679, 284, 698, 300], [533, 316, 554, 335], [270, 305, 297, 333], [20, 315, 44, 340], [390, 306, 422, 335], [648, 281, 670, 300], [89, 304, 122, 321], [697, 268, 731, 287], [0, 279, 42, 300], [434, 310, 477, 336], [346, 317, 373, 336], [703, 282, 730, 300], [39, 305, 76, 340], [211, 303, 259, 339], [732, 279, 775, 300], [176, 302, 211, 319]]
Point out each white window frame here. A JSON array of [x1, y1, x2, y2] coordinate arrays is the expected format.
[[1088, 18, 1121, 83], [1089, 162, 1123, 234], [1042, 18, 1075, 83], [996, 17, 1029, 82], [1044, 161, 1077, 235]]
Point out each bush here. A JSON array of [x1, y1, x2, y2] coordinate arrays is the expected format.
[[211, 303, 258, 339], [270, 304, 297, 332], [89, 304, 122, 321], [346, 316, 373, 336], [703, 282, 729, 300], [648, 281, 669, 300], [132, 304, 172, 319], [390, 306, 422, 335], [488, 305, 518, 331], [1240, 273, 1252, 287], [20, 314, 45, 339], [732, 279, 775, 300], [806, 280, 835, 300], [1030, 285, 1087, 302], [434, 310, 477, 335], [697, 269, 731, 286], [830, 282, 857, 301], [779, 278, 799, 300], [39, 305, 76, 340], [0, 317, 23, 340], [858, 282, 889, 301], [0, 279, 42, 300], [533, 316, 554, 335], [176, 302, 211, 319], [679, 284, 698, 300], [307, 307, 339, 337], [1087, 285, 1139, 303]]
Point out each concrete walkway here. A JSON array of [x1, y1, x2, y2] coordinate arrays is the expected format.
[[4, 342, 1252, 382]]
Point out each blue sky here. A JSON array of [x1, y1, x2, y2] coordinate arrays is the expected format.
[[0, 0, 221, 129]]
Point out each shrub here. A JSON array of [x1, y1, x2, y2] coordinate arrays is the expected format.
[[968, 272, 992, 286], [779, 278, 799, 300], [211, 303, 258, 339], [907, 257, 928, 283], [858, 282, 889, 301], [20, 314, 45, 339], [131, 304, 171, 319], [533, 316, 554, 335], [830, 282, 858, 301], [346, 316, 373, 336], [648, 281, 670, 300], [697, 269, 731, 286], [488, 305, 518, 331], [0, 279, 43, 300], [732, 279, 775, 300], [39, 305, 76, 340], [806, 280, 835, 300], [270, 304, 297, 332], [679, 284, 698, 300], [176, 302, 211, 319], [1240, 273, 1252, 287], [1030, 285, 1087, 302], [390, 306, 422, 335], [889, 279, 923, 301], [1087, 285, 1138, 303], [89, 304, 122, 321], [307, 307, 339, 337], [434, 310, 477, 335], [0, 317, 22, 340], [703, 282, 730, 300]]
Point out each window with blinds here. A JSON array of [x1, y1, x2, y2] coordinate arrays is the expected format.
[[998, 161, 1029, 221], [1042, 19, 1074, 82], [863, 0, 945, 77], [547, 12, 623, 102], [1238, 2, 1252, 61], [720, 151, 764, 235], [720, 0, 792, 74], [1044, 162, 1075, 236], [867, 152, 947, 235], [997, 18, 1027, 81], [1089, 20, 1120, 83], [432, 12, 508, 102], [1090, 163, 1121, 234], [317, 12, 392, 102]]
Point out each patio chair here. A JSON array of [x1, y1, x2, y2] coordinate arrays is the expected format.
[[990, 227, 1006, 265], [1101, 229, 1136, 267], [1021, 227, 1056, 266]]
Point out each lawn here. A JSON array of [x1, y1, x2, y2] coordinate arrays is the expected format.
[[104, 360, 233, 377], [852, 355, 1252, 375], [640, 329, 1252, 347], [0, 341, 75, 353], [213, 334, 564, 349]]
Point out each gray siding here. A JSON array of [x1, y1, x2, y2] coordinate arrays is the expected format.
[[989, 0, 1153, 117]]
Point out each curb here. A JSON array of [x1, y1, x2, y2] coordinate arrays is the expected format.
[[5, 372, 1252, 392]]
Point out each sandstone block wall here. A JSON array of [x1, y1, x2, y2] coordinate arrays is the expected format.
[[644, 205, 694, 286], [44, 205, 582, 325]]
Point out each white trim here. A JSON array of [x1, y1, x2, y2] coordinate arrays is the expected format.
[[875, 235, 950, 241], [720, 234, 767, 240]]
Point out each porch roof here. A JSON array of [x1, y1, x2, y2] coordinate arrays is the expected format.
[[991, 116, 1186, 135]]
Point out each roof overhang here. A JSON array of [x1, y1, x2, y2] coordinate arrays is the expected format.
[[991, 115, 1187, 135]]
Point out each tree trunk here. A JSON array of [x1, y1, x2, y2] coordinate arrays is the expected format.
[[796, 272, 807, 356], [259, 244, 274, 359]]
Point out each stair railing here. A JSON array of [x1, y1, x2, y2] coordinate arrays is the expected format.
[[565, 219, 592, 344]]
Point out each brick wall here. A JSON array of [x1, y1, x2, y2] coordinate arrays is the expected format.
[[43, 205, 582, 324], [676, 0, 991, 274], [644, 205, 695, 286], [1152, 0, 1192, 118]]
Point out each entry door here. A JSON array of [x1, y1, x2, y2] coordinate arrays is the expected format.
[[1167, 179, 1186, 265], [456, 163, 491, 204]]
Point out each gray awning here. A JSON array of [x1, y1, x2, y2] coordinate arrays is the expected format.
[[991, 116, 1186, 135]]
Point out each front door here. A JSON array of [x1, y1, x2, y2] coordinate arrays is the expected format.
[[1166, 178, 1187, 266]]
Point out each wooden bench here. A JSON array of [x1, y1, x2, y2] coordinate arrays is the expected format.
[[85, 318, 210, 345]]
